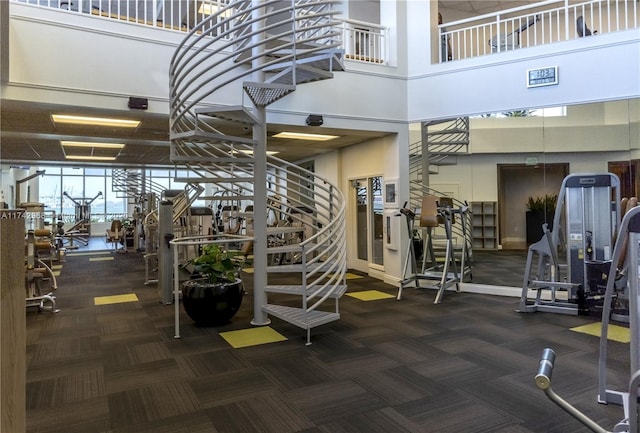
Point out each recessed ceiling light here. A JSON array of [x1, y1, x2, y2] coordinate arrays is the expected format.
[[272, 132, 338, 141], [232, 149, 279, 156], [64, 155, 118, 161], [61, 141, 125, 161], [52, 114, 140, 128], [61, 141, 125, 149]]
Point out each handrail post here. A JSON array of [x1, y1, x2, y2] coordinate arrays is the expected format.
[[564, 0, 570, 41], [496, 14, 501, 52]]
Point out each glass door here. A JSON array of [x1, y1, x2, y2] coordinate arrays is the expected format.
[[352, 176, 384, 273]]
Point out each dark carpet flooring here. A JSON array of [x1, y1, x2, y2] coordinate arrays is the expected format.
[[24, 246, 631, 433]]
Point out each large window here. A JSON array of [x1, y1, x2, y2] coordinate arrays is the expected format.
[[38, 167, 126, 223]]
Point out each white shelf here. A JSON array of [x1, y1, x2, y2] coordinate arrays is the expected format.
[[471, 201, 497, 249]]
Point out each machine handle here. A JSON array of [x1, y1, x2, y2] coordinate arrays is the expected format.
[[535, 348, 556, 390], [534, 348, 608, 433]]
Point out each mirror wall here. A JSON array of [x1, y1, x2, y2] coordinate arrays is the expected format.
[[429, 97, 638, 287]]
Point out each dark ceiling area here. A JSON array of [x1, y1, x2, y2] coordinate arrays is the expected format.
[[0, 99, 388, 168]]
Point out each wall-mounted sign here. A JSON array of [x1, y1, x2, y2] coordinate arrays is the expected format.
[[527, 66, 558, 88]]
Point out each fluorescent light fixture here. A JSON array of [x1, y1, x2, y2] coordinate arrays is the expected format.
[[61, 141, 125, 149], [232, 149, 279, 156], [64, 155, 118, 161], [52, 114, 140, 128], [61, 141, 125, 161], [272, 132, 338, 141]]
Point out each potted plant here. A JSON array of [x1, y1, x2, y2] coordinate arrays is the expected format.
[[526, 194, 558, 244], [182, 243, 244, 326]]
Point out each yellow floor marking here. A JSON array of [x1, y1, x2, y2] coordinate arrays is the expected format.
[[94, 293, 139, 306], [89, 257, 114, 262], [66, 251, 111, 256], [220, 326, 287, 348], [570, 322, 630, 343], [242, 268, 254, 274], [346, 290, 395, 301], [53, 271, 61, 277], [345, 273, 364, 280], [51, 265, 63, 270]]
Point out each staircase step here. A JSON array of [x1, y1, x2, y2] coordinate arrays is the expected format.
[[267, 64, 334, 86], [267, 262, 333, 273], [262, 304, 340, 330], [426, 128, 469, 136], [170, 130, 257, 145], [264, 284, 347, 298], [197, 194, 255, 202], [170, 155, 255, 164], [174, 176, 255, 184], [243, 82, 295, 107], [266, 242, 314, 254], [194, 105, 259, 125]]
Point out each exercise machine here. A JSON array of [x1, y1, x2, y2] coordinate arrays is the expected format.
[[489, 14, 540, 52], [25, 229, 59, 313], [519, 173, 621, 315], [534, 205, 640, 433], [397, 197, 460, 304], [63, 191, 102, 236], [598, 204, 640, 417]]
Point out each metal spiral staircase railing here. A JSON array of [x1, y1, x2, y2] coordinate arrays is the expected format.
[[169, 0, 346, 344], [409, 117, 473, 281]]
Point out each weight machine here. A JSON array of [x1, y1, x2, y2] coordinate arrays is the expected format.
[[25, 229, 59, 313], [534, 204, 640, 433], [519, 173, 621, 316], [63, 191, 102, 236], [397, 196, 461, 304]]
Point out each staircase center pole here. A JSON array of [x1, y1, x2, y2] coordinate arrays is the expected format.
[[250, 0, 271, 326]]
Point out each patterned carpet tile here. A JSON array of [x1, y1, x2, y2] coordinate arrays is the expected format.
[[23, 249, 630, 433]]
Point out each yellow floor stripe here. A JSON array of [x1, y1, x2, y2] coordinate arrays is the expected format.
[[53, 271, 61, 277], [345, 273, 364, 280], [346, 290, 395, 301], [66, 251, 111, 256], [570, 322, 630, 343], [89, 257, 114, 262], [242, 268, 254, 274], [51, 264, 63, 270], [94, 293, 139, 306], [220, 326, 287, 348]]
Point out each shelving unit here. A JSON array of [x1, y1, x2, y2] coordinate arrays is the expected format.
[[471, 201, 497, 249]]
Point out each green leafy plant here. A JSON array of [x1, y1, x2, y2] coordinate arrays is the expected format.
[[187, 243, 242, 284], [526, 194, 558, 213]]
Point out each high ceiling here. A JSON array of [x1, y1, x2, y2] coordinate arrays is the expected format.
[[1, 1, 542, 169], [439, 0, 546, 15]]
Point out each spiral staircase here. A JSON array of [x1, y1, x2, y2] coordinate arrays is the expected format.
[[168, 0, 347, 344]]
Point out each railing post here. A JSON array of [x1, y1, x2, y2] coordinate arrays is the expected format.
[[495, 14, 501, 52], [564, 0, 570, 41]]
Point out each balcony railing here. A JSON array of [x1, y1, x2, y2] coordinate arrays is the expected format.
[[15, 0, 235, 32], [341, 18, 387, 64], [441, 0, 639, 62], [14, 0, 639, 65]]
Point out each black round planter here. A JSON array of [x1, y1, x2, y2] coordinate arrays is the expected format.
[[182, 278, 243, 326]]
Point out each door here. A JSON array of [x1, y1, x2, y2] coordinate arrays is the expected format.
[[351, 176, 384, 273]]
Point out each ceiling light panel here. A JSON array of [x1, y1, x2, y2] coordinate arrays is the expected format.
[[61, 141, 125, 161], [52, 114, 140, 128], [272, 132, 339, 141]]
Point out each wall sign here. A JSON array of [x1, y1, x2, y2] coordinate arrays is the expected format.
[[527, 66, 558, 88]]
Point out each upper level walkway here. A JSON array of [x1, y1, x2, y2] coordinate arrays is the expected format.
[[12, 0, 640, 66]]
